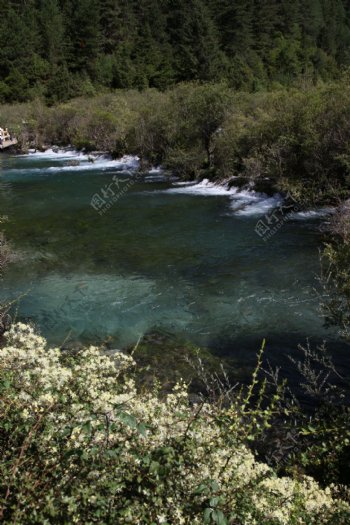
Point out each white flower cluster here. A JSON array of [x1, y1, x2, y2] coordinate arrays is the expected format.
[[0, 323, 349, 524]]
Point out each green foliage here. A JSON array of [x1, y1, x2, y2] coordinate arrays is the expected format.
[[322, 240, 350, 336], [318, 202, 350, 345], [213, 81, 350, 204], [297, 404, 350, 486], [275, 336, 350, 489], [0, 0, 350, 101], [0, 323, 349, 523], [2, 79, 350, 205]]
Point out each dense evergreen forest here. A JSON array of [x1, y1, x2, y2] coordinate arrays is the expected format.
[[1, 0, 350, 103]]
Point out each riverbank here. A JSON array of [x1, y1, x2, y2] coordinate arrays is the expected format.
[[6, 146, 340, 222], [1, 80, 350, 209]]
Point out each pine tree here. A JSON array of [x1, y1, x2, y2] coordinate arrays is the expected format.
[[99, 0, 129, 54], [39, 0, 66, 66], [319, 0, 350, 61], [0, 1, 45, 99], [253, 0, 282, 58], [167, 0, 225, 82], [65, 0, 101, 73], [214, 0, 254, 56]]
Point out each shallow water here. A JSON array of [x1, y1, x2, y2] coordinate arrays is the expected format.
[[0, 150, 347, 381]]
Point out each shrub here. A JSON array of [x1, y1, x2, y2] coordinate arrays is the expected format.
[[0, 324, 349, 524], [2, 81, 350, 205]]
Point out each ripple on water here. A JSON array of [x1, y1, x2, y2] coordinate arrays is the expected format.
[[0, 153, 344, 381]]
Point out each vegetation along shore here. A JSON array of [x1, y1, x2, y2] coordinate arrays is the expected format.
[[2, 78, 350, 208]]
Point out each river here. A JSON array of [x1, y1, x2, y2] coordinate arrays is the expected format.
[[0, 149, 347, 383]]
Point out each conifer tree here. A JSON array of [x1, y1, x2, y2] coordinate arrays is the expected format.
[[66, 0, 101, 72], [0, 0, 349, 101], [40, 0, 66, 66]]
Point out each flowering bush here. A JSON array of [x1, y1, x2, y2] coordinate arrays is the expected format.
[[0, 323, 349, 524]]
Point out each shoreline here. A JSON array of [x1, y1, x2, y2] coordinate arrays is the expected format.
[[7, 145, 338, 220]]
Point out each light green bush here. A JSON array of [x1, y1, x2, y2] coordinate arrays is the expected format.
[[2, 80, 350, 201]]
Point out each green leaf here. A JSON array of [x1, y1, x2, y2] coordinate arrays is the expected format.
[[204, 508, 213, 524], [118, 411, 138, 430], [212, 510, 227, 525], [150, 461, 160, 474], [82, 421, 92, 434], [209, 496, 220, 507], [137, 423, 147, 437], [194, 483, 208, 495], [210, 480, 219, 492]]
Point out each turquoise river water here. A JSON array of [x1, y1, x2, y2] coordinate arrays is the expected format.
[[0, 149, 347, 380]]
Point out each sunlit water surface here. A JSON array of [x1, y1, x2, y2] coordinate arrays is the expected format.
[[0, 150, 348, 382]]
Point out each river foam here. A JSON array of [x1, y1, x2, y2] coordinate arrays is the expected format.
[[163, 179, 284, 216], [14, 148, 140, 173], [230, 192, 283, 216], [166, 178, 235, 195], [16, 151, 337, 219], [26, 148, 87, 158], [289, 207, 335, 220], [45, 155, 139, 172], [164, 179, 334, 220]]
